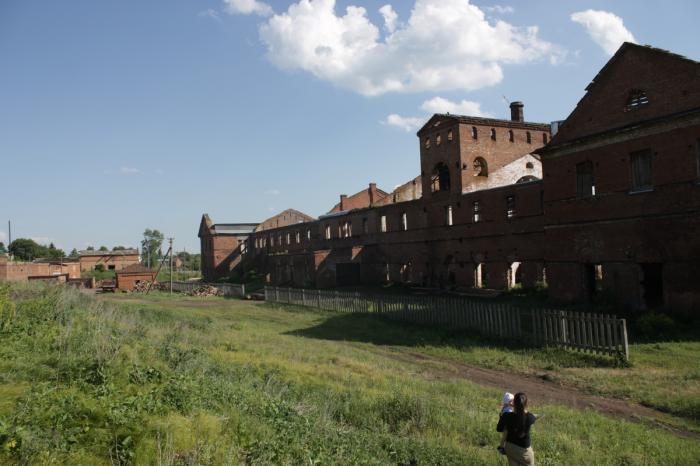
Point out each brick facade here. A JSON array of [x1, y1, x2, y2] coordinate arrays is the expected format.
[[79, 250, 140, 272], [0, 255, 81, 282], [203, 43, 700, 314]]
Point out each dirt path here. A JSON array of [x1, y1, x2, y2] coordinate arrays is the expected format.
[[378, 348, 700, 441]]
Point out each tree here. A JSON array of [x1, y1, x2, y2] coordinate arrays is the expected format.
[[8, 239, 45, 261], [112, 246, 127, 251], [98, 246, 108, 251], [86, 246, 95, 251], [45, 243, 66, 260], [141, 229, 164, 268], [69, 248, 79, 258], [0, 242, 6, 254]]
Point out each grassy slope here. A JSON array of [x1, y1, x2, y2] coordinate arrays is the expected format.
[[0, 285, 697, 465]]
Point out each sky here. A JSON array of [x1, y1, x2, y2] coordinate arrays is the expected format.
[[1, 0, 699, 253]]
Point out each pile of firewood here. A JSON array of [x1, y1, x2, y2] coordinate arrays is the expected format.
[[186, 285, 223, 297], [131, 281, 165, 293]]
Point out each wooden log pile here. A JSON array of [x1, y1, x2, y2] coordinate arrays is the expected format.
[[186, 285, 223, 297]]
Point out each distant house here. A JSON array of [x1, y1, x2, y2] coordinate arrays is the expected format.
[[79, 249, 140, 272], [115, 264, 156, 291]]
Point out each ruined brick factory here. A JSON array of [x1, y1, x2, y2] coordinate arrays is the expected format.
[[199, 43, 700, 313]]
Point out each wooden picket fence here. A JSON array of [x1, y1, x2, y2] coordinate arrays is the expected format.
[[264, 286, 629, 360], [170, 281, 246, 298]]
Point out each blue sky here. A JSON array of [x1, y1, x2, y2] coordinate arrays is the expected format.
[[1, 0, 698, 253]]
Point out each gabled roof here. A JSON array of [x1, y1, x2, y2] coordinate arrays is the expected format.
[[79, 249, 138, 257], [198, 214, 258, 237], [417, 113, 549, 135], [546, 42, 700, 149]]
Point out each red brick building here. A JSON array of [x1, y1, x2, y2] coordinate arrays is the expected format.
[[204, 43, 700, 313], [79, 249, 140, 272], [115, 264, 157, 291]]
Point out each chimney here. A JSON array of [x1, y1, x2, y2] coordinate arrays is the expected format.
[[339, 194, 348, 211], [368, 183, 377, 206], [510, 101, 524, 122]]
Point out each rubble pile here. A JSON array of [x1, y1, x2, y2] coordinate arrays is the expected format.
[[186, 285, 223, 297], [132, 281, 165, 293]]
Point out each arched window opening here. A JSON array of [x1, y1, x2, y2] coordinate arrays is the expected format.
[[424, 137, 431, 149], [447, 130, 453, 141], [436, 133, 442, 146], [508, 130, 514, 142], [526, 162, 534, 169], [526, 132, 532, 144], [543, 133, 548, 144], [430, 162, 451, 192], [472, 126, 478, 139], [516, 175, 539, 184], [473, 157, 488, 177], [490, 128, 496, 140]]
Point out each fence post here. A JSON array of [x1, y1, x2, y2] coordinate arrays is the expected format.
[[620, 318, 629, 361], [275, 287, 279, 302]]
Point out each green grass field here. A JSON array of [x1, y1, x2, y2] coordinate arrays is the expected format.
[[0, 284, 698, 465]]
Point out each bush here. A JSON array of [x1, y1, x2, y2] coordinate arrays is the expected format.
[[634, 312, 677, 339]]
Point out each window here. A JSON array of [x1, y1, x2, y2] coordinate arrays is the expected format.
[[525, 162, 534, 169], [490, 128, 496, 140], [474, 263, 483, 288], [362, 218, 368, 234], [576, 161, 595, 198], [271, 235, 275, 247], [473, 157, 488, 177], [240, 241, 247, 254], [400, 212, 408, 231], [430, 163, 451, 192], [445, 205, 453, 226], [508, 130, 514, 142], [108, 265, 116, 271], [380, 215, 387, 232], [630, 149, 653, 191], [447, 130, 453, 141], [543, 133, 548, 144], [625, 89, 649, 111], [436, 133, 442, 146], [341, 221, 351, 238], [347, 221, 353, 237], [472, 201, 481, 223], [295, 231, 300, 244], [325, 224, 331, 239], [526, 132, 532, 144], [286, 233, 291, 245], [472, 126, 478, 139], [424, 137, 431, 149], [506, 195, 516, 219], [306, 229, 311, 240]]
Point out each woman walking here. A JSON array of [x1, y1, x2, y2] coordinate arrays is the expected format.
[[496, 392, 537, 466]]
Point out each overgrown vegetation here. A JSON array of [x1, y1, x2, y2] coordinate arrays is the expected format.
[[0, 284, 698, 465]]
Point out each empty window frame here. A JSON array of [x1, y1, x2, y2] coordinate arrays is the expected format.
[[380, 215, 387, 232], [472, 126, 478, 139], [436, 133, 442, 146], [630, 149, 653, 191], [506, 195, 516, 219], [295, 231, 300, 244], [445, 205, 453, 226], [526, 131, 532, 144], [472, 201, 481, 223], [576, 161, 596, 198], [270, 235, 275, 247], [447, 130, 453, 142], [400, 212, 408, 231], [625, 89, 649, 111], [306, 229, 311, 240], [424, 137, 431, 149], [473, 157, 488, 177], [430, 163, 451, 192], [325, 224, 331, 239], [286, 233, 291, 245], [508, 130, 514, 142], [362, 217, 368, 234], [490, 128, 496, 140]]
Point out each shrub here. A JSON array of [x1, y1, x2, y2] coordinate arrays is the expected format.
[[634, 312, 677, 339]]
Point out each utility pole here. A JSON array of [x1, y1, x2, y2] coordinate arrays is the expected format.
[[168, 237, 173, 294]]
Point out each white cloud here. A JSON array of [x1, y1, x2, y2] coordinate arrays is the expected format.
[[224, 0, 273, 17], [379, 4, 398, 33], [258, 0, 561, 96], [119, 166, 140, 175], [484, 5, 514, 15], [384, 114, 424, 132], [264, 189, 281, 195], [198, 9, 222, 21], [570, 9, 635, 56], [420, 96, 490, 117]]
